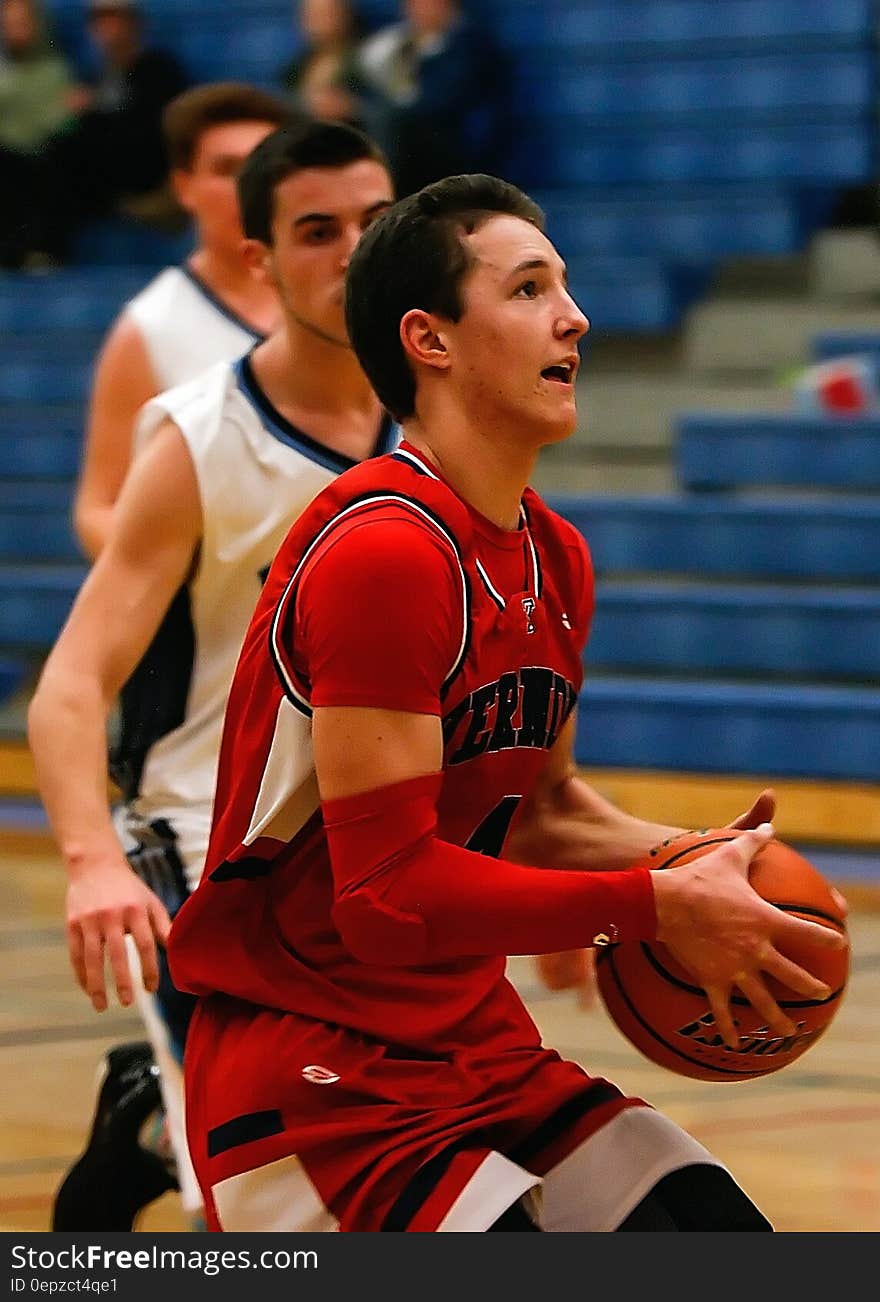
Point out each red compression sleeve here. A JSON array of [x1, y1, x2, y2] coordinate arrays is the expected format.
[[323, 772, 657, 966]]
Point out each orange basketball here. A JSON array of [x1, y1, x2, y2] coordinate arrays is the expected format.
[[595, 830, 849, 1082]]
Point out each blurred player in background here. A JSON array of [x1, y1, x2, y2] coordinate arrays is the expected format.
[[73, 81, 293, 559], [28, 120, 396, 1230], [47, 80, 292, 1233]]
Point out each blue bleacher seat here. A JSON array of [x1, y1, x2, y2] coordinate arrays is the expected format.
[[3, 331, 105, 362], [813, 332, 880, 364], [0, 270, 148, 332], [575, 678, 880, 780], [0, 484, 80, 563], [0, 565, 86, 648], [0, 403, 84, 440], [547, 495, 880, 581], [677, 413, 880, 489], [0, 361, 92, 405], [171, 18, 295, 85], [73, 220, 193, 269], [546, 122, 872, 188], [495, 0, 874, 57], [566, 257, 686, 332], [522, 53, 873, 122], [0, 514, 80, 565], [541, 186, 801, 265], [0, 658, 27, 704], [0, 431, 82, 480], [589, 583, 880, 678]]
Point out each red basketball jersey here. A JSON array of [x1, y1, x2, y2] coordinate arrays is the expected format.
[[171, 442, 595, 1049], [167, 443, 662, 1230]]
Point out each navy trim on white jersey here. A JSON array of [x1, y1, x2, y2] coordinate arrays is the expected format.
[[180, 265, 268, 342], [235, 355, 398, 475], [269, 491, 472, 711]]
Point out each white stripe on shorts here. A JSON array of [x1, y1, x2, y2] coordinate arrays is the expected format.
[[213, 1153, 339, 1232], [536, 1105, 724, 1232]]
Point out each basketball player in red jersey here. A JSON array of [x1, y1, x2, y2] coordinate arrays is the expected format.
[[169, 174, 846, 1232]]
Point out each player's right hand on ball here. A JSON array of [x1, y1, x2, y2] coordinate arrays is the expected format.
[[650, 823, 848, 1049], [66, 860, 171, 1012]]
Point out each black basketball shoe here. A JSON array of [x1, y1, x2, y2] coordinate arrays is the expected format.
[[52, 1041, 179, 1230]]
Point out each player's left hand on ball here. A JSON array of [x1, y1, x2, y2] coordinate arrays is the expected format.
[[652, 824, 847, 1048], [728, 788, 776, 831], [723, 791, 847, 916]]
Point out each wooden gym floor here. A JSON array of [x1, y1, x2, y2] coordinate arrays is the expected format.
[[2, 838, 878, 1234]]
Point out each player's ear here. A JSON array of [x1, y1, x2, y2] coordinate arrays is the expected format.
[[241, 238, 274, 286], [169, 168, 195, 215], [399, 309, 451, 374]]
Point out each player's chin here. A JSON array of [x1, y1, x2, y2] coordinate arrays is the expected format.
[[540, 404, 578, 444]]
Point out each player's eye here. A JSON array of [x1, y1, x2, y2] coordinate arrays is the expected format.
[[515, 280, 539, 299], [304, 225, 335, 243]]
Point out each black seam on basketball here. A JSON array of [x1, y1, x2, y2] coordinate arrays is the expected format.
[[769, 903, 845, 928], [602, 949, 763, 1078], [638, 940, 844, 1008], [651, 835, 735, 869]]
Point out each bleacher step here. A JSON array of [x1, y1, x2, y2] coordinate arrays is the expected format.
[[684, 298, 880, 375], [561, 372, 790, 455], [810, 228, 880, 300]]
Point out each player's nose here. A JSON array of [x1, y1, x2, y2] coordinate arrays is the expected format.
[[557, 292, 589, 342], [339, 224, 363, 268]]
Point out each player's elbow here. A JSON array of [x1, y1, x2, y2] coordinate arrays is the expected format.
[[332, 888, 429, 966], [71, 495, 108, 562], [26, 671, 59, 753]]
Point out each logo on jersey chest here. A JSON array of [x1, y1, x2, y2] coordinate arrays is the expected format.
[[442, 667, 577, 765], [521, 597, 536, 634]]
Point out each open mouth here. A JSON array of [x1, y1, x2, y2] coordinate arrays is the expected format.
[[541, 361, 576, 386]]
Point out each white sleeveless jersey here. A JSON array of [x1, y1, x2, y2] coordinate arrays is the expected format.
[[128, 354, 398, 888], [124, 265, 261, 390]]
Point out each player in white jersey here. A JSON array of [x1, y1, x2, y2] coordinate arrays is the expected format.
[[27, 120, 397, 1230], [43, 84, 294, 1230], [73, 82, 295, 561]]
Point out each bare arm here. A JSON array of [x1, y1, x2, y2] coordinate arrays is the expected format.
[[504, 714, 685, 873], [73, 315, 157, 560], [506, 714, 777, 994], [28, 421, 201, 1009]]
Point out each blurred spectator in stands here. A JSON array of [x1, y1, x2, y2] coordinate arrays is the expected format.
[[33, 0, 189, 260], [279, 0, 365, 127], [0, 0, 74, 153], [357, 0, 507, 196], [0, 0, 76, 266]]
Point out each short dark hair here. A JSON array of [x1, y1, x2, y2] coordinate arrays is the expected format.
[[345, 174, 544, 421], [162, 82, 294, 171], [237, 120, 389, 245]]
